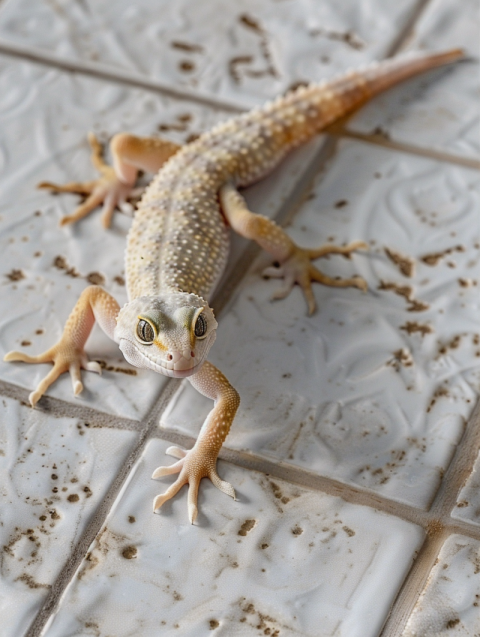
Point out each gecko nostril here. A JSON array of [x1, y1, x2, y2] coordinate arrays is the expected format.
[[191, 351, 195, 358], [167, 354, 173, 361]]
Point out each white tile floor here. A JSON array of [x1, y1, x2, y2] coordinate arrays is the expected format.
[[0, 1, 478, 636]]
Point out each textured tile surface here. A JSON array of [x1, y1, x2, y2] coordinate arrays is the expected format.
[[350, 0, 480, 159], [452, 449, 480, 527], [43, 438, 424, 637], [0, 54, 317, 418], [403, 534, 480, 637], [0, 395, 137, 637], [0, 0, 421, 104], [161, 141, 480, 509]]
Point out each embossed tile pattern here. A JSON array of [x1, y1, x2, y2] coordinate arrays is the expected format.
[[0, 0, 421, 104], [43, 438, 424, 637], [161, 141, 480, 509], [0, 396, 137, 637], [403, 535, 480, 637]]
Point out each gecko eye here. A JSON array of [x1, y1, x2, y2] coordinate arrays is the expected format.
[[194, 313, 208, 339], [136, 319, 155, 344]]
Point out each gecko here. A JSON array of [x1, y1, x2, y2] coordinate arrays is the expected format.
[[4, 49, 462, 523]]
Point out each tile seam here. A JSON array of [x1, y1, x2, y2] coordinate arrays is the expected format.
[[0, 39, 252, 113], [380, 528, 450, 637], [383, 0, 433, 57], [332, 128, 480, 170], [0, 379, 145, 431]]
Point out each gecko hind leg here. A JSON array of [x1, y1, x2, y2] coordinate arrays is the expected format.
[[220, 182, 368, 315], [39, 132, 180, 228]]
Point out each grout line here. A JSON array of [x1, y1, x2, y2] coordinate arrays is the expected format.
[[333, 128, 480, 170], [380, 527, 449, 637], [0, 379, 143, 431], [0, 39, 254, 113], [430, 398, 480, 517], [383, 0, 433, 58], [24, 378, 182, 637]]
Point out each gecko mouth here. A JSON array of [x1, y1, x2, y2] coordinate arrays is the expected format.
[[118, 338, 210, 378]]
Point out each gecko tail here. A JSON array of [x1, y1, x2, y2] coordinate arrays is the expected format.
[[356, 48, 465, 97], [326, 48, 466, 115]]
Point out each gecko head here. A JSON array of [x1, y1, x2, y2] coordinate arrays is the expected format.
[[114, 293, 217, 378]]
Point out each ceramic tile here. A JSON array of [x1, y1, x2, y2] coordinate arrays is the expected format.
[[43, 438, 424, 637], [403, 534, 480, 637], [0, 395, 137, 637], [0, 0, 421, 105], [161, 140, 480, 510], [0, 54, 318, 418], [349, 0, 480, 159], [452, 449, 480, 527]]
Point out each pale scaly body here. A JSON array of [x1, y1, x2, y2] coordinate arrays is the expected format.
[[5, 49, 463, 523]]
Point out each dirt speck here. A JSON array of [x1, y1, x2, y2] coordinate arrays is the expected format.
[[400, 321, 433, 336], [67, 494, 79, 503], [97, 359, 137, 376], [128, 515, 136, 524], [6, 269, 25, 282], [86, 272, 105, 286], [334, 199, 348, 208], [53, 255, 81, 278], [20, 340, 32, 347], [292, 526, 303, 536], [384, 248, 415, 278], [445, 617, 460, 629], [209, 619, 219, 630], [421, 245, 464, 266], [15, 573, 50, 589], [171, 41, 204, 53], [238, 519, 256, 536], [122, 545, 137, 560], [342, 526, 355, 537], [179, 60, 195, 72]]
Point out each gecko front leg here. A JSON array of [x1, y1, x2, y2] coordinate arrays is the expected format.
[[4, 285, 120, 406], [152, 361, 240, 524], [39, 132, 180, 228], [220, 182, 368, 315]]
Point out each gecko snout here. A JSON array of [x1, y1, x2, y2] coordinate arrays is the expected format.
[[165, 349, 196, 371]]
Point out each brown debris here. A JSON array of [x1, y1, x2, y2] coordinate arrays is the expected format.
[[384, 248, 415, 278], [238, 519, 256, 536], [310, 27, 365, 50], [5, 269, 25, 282], [421, 245, 465, 266], [171, 41, 204, 53], [379, 280, 429, 312], [53, 255, 81, 278], [400, 322, 433, 336]]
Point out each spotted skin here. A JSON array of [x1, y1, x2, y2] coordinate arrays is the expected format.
[[4, 50, 463, 523]]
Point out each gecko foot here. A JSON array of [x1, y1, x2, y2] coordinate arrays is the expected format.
[[152, 445, 236, 524], [38, 133, 138, 228], [4, 343, 101, 407], [263, 240, 368, 315]]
